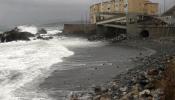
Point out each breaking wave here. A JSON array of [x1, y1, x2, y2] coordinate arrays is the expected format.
[[17, 25, 38, 34], [0, 25, 105, 100], [0, 39, 74, 100]]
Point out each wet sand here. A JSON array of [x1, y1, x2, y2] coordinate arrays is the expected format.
[[39, 43, 156, 100]]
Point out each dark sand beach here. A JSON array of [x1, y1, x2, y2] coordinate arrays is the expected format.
[[39, 41, 156, 100]]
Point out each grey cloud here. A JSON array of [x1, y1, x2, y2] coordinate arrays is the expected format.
[[0, 0, 174, 27], [0, 0, 93, 27]]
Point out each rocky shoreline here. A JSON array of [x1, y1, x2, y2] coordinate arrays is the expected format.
[[1, 26, 175, 100], [69, 39, 175, 100], [0, 26, 60, 43], [88, 55, 170, 100]]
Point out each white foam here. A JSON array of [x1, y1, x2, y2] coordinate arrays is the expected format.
[[55, 37, 107, 47], [47, 29, 62, 35], [0, 39, 74, 100], [17, 25, 38, 34], [0, 35, 105, 100]]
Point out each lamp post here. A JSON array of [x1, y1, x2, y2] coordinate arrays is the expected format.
[[100, 0, 103, 12], [164, 0, 166, 12]]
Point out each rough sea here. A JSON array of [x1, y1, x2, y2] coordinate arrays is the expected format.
[[0, 25, 104, 100]]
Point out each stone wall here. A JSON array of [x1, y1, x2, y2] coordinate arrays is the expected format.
[[63, 24, 97, 36], [140, 26, 175, 38], [128, 25, 175, 38]]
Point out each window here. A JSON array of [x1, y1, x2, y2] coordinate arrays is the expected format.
[[124, 4, 127, 8]]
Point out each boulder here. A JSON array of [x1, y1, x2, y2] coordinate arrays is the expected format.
[[120, 87, 127, 92], [147, 69, 159, 76], [137, 74, 149, 88], [144, 83, 155, 90], [1, 28, 34, 42], [100, 94, 111, 100], [94, 86, 102, 94], [0, 34, 2, 40], [139, 89, 151, 97], [37, 28, 47, 34], [36, 35, 53, 40]]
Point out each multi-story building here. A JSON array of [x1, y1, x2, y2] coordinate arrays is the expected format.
[[162, 5, 175, 25], [90, 1, 116, 23], [90, 0, 159, 24], [144, 0, 159, 15]]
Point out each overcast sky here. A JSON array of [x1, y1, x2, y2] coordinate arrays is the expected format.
[[0, 0, 174, 27]]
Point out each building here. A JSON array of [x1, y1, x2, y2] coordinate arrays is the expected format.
[[144, 1, 159, 15], [89, 1, 175, 39], [162, 5, 175, 25], [90, 1, 116, 23], [163, 5, 175, 16], [127, 0, 158, 15], [90, 0, 159, 24]]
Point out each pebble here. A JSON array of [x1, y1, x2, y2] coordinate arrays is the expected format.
[[69, 54, 173, 100], [139, 89, 151, 97], [120, 87, 127, 92]]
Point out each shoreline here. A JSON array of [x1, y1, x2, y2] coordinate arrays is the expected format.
[[0, 29, 174, 100], [68, 38, 175, 100], [39, 39, 157, 100]]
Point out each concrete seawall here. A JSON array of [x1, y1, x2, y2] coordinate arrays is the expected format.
[[63, 24, 97, 36], [63, 24, 126, 39], [63, 24, 175, 39]]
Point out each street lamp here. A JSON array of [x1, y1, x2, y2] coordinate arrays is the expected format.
[[164, 0, 166, 12], [100, 0, 103, 12]]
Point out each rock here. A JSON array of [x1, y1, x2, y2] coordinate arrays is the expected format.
[[111, 34, 127, 43], [113, 96, 119, 99], [36, 35, 53, 40], [158, 65, 165, 71], [1, 28, 34, 42], [100, 94, 111, 100], [147, 68, 159, 76], [138, 79, 149, 88], [70, 94, 78, 100], [152, 89, 165, 100], [101, 87, 108, 93], [131, 77, 137, 85], [138, 74, 149, 88], [37, 28, 47, 34], [89, 55, 172, 100], [139, 89, 151, 97], [138, 74, 147, 80], [111, 82, 118, 90], [88, 34, 104, 41], [144, 83, 155, 90], [0, 34, 3, 42], [93, 95, 101, 100], [120, 87, 127, 92], [120, 84, 140, 100], [94, 86, 102, 94]]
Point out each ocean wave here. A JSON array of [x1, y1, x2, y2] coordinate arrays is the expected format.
[[0, 24, 106, 100], [17, 25, 62, 36], [17, 25, 38, 34], [0, 36, 106, 100], [0, 39, 74, 100]]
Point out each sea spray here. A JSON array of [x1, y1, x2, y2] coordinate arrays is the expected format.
[[0, 25, 106, 100], [0, 39, 74, 100], [17, 25, 38, 34]]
